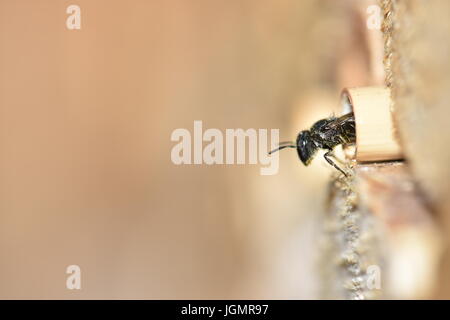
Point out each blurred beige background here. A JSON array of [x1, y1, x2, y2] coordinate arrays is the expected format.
[[0, 0, 380, 299]]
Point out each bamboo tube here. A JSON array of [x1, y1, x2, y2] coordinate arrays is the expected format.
[[341, 86, 403, 162]]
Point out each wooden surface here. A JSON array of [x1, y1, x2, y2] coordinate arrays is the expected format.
[[321, 162, 441, 299], [381, 0, 450, 299]]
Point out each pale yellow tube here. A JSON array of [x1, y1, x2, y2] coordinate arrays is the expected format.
[[341, 86, 404, 162]]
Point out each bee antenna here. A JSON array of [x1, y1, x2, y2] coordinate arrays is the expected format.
[[268, 144, 296, 155]]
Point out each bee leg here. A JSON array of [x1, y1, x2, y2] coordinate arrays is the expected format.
[[324, 150, 347, 177], [328, 151, 346, 166]]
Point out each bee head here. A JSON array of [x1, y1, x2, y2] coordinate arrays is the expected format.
[[296, 130, 318, 166], [268, 130, 318, 166]]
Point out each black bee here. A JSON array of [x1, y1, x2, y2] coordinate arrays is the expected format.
[[269, 112, 356, 176]]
